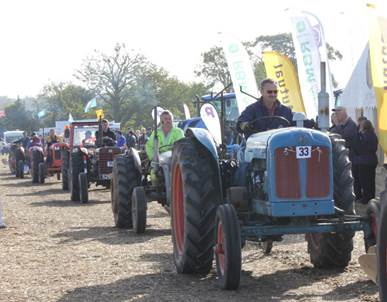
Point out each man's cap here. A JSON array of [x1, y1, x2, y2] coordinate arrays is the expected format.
[[332, 106, 345, 112]]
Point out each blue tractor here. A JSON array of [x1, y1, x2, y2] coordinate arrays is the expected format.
[[169, 77, 372, 289]]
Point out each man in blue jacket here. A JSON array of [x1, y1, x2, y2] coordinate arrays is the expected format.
[[237, 78, 293, 136]]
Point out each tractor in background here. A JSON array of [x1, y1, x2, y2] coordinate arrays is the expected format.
[[62, 120, 122, 203], [37, 142, 68, 183], [111, 107, 177, 234]]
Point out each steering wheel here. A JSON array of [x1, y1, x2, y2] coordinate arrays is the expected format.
[[242, 116, 290, 133], [102, 136, 116, 146]]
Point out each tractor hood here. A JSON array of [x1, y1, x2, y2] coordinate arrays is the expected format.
[[245, 127, 331, 162]]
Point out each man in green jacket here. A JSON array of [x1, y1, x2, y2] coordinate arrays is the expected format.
[[146, 110, 184, 160]]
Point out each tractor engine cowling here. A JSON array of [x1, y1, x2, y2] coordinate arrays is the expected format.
[[245, 127, 334, 217]]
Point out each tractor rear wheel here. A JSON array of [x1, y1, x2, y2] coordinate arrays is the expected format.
[[61, 151, 69, 191], [171, 138, 221, 274], [70, 153, 82, 201], [111, 155, 141, 228], [377, 178, 387, 301], [38, 162, 45, 184], [18, 160, 24, 179], [306, 134, 354, 268], [132, 186, 147, 234], [215, 204, 241, 290], [79, 172, 89, 204]]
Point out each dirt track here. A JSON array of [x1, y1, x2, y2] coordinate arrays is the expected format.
[[0, 156, 380, 302]]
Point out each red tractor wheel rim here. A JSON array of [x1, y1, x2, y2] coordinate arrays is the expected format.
[[172, 164, 184, 256], [216, 221, 225, 275]]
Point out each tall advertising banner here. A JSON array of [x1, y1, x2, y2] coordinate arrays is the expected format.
[[220, 33, 259, 115], [263, 51, 306, 113], [289, 11, 334, 119], [368, 8, 387, 154]]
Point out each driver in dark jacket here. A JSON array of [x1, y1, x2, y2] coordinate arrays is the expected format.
[[237, 78, 293, 137], [95, 119, 116, 146]]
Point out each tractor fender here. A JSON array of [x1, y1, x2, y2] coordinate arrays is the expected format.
[[185, 128, 219, 161], [185, 128, 223, 199], [128, 147, 142, 173]]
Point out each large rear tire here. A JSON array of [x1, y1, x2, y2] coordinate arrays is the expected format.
[[79, 172, 89, 204], [70, 153, 82, 201], [61, 151, 69, 191], [171, 138, 221, 274], [306, 134, 354, 268], [111, 155, 141, 228], [132, 186, 147, 234], [377, 177, 387, 301], [215, 204, 241, 290], [38, 162, 45, 184]]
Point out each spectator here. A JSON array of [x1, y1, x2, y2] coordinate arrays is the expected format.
[[82, 130, 94, 145], [330, 106, 357, 154], [126, 129, 137, 148], [116, 131, 126, 149], [352, 119, 379, 204]]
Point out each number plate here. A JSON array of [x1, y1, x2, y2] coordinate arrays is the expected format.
[[296, 146, 311, 159], [107, 161, 113, 167]]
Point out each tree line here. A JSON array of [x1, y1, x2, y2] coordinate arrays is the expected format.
[[0, 34, 342, 133]]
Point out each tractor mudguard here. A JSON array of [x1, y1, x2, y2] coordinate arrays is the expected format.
[[185, 128, 219, 162], [128, 147, 142, 174], [185, 127, 223, 198]]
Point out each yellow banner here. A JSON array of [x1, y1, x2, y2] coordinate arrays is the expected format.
[[95, 109, 104, 119], [263, 51, 306, 113], [368, 11, 387, 153]]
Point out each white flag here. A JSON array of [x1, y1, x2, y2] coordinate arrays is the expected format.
[[183, 103, 191, 119], [220, 33, 259, 115]]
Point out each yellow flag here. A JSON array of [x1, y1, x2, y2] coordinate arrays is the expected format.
[[368, 7, 387, 153], [263, 51, 306, 113], [95, 109, 104, 119]]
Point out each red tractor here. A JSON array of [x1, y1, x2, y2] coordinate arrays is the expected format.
[[37, 142, 69, 183], [61, 121, 122, 203]]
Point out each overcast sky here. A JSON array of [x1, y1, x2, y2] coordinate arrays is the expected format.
[[0, 0, 384, 98]]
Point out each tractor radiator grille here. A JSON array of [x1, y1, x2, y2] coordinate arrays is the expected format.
[[275, 146, 330, 199], [97, 147, 121, 174], [306, 146, 330, 198], [54, 149, 62, 160], [275, 148, 301, 199]]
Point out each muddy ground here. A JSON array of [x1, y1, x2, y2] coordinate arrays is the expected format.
[[0, 156, 381, 302]]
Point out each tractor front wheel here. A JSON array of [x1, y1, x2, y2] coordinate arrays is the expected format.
[[61, 151, 69, 191], [38, 162, 45, 184], [70, 153, 82, 201], [79, 172, 89, 204], [111, 155, 141, 228], [215, 204, 241, 290], [364, 199, 381, 252], [18, 160, 24, 179], [132, 186, 147, 234]]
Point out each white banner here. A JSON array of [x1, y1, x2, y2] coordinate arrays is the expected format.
[[200, 103, 221, 145], [220, 33, 259, 115], [289, 11, 334, 119]]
